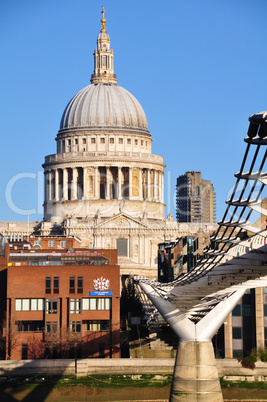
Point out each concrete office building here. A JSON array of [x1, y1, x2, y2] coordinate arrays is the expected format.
[[176, 171, 216, 223]]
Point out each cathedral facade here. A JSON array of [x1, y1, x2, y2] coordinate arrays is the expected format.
[[0, 9, 217, 278]]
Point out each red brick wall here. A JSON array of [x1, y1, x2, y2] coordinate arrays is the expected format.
[[6, 253, 120, 360]]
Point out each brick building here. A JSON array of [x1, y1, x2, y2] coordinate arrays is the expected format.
[[2, 236, 120, 360]]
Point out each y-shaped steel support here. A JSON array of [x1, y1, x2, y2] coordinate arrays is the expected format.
[[139, 283, 246, 401]]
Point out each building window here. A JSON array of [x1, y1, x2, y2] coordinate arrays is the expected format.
[[119, 138, 123, 144], [34, 240, 41, 247], [77, 276, 83, 293], [233, 349, 243, 358], [68, 139, 71, 145], [70, 322, 81, 333], [53, 276, 59, 294], [135, 139, 138, 145], [75, 138, 78, 145], [109, 138, 114, 144], [98, 298, 106, 310], [30, 299, 38, 311], [264, 304, 267, 316], [100, 138, 105, 144], [46, 276, 51, 294], [21, 344, 28, 360], [91, 138, 95, 144], [83, 138, 86, 144], [69, 276, 75, 293], [15, 299, 44, 311], [232, 304, 241, 316], [46, 322, 57, 333], [48, 240, 55, 247], [70, 299, 81, 314], [87, 320, 110, 331], [127, 138, 131, 144], [16, 321, 43, 332], [233, 327, 242, 339], [82, 298, 111, 311], [46, 299, 58, 314], [141, 140, 144, 146], [242, 304, 251, 317], [22, 299, 30, 311], [60, 240, 67, 247]]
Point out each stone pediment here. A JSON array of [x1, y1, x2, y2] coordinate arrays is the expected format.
[[95, 213, 148, 229]]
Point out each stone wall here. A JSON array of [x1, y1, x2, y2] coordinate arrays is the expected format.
[[1, 358, 267, 379]]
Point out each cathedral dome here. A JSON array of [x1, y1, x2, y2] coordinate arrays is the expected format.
[[59, 83, 149, 134]]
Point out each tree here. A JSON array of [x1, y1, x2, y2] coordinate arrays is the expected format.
[[44, 326, 82, 358]]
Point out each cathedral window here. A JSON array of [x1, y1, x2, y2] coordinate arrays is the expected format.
[[100, 138, 105, 144], [82, 138, 86, 144], [91, 138, 96, 144], [141, 140, 144, 146], [109, 138, 114, 144], [127, 139, 131, 144], [119, 138, 123, 144], [117, 238, 127, 256], [135, 139, 138, 145]]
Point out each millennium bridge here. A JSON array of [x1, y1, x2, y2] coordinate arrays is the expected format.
[[135, 111, 267, 401]]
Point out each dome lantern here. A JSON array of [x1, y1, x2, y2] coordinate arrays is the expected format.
[[91, 7, 117, 84]]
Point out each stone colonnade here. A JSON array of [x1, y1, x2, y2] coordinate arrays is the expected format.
[[44, 166, 164, 203]]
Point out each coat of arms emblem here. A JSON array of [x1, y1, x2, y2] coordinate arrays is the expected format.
[[93, 276, 110, 291]]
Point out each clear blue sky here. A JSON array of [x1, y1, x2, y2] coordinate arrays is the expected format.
[[1, 0, 267, 222]]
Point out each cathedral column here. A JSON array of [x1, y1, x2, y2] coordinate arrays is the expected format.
[[63, 168, 68, 200], [54, 169, 59, 201], [118, 167, 122, 200], [44, 171, 48, 203], [158, 171, 162, 202], [72, 167, 78, 200], [82, 167, 87, 199], [129, 167, 132, 200], [106, 167, 111, 200], [139, 169, 142, 200], [153, 170, 157, 201], [147, 169, 151, 201], [48, 170, 52, 201], [94, 167, 99, 198], [144, 234, 147, 265], [161, 171, 164, 203]]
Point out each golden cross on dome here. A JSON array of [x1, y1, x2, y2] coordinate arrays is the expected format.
[[100, 6, 106, 33]]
